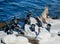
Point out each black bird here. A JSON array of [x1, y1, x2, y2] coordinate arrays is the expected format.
[[25, 11, 31, 25], [30, 24, 35, 32], [46, 24, 51, 32], [35, 17, 42, 27]]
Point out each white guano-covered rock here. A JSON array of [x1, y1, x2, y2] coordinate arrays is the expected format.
[[15, 36, 31, 44], [2, 34, 17, 44]]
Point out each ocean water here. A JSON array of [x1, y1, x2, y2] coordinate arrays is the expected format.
[[0, 0, 60, 22]]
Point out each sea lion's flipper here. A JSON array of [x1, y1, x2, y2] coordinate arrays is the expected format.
[[40, 6, 48, 23]]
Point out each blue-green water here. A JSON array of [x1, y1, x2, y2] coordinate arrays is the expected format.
[[0, 0, 60, 22]]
